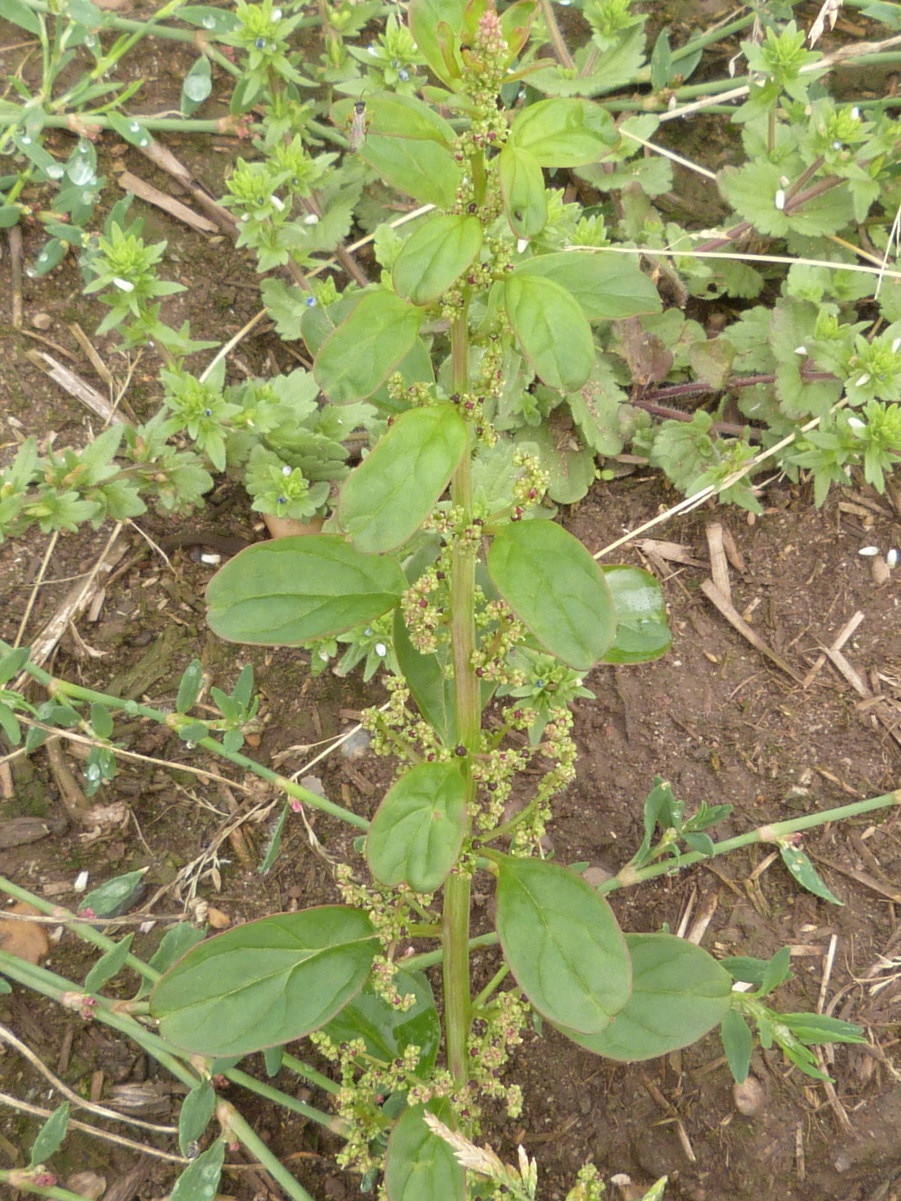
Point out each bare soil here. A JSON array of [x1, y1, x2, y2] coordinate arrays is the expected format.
[[1, 5, 900, 1201]]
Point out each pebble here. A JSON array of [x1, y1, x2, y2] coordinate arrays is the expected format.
[[732, 1075, 766, 1116], [31, 312, 52, 330]]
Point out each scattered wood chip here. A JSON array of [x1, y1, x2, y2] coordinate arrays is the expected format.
[[0, 902, 50, 964], [720, 522, 747, 574], [0, 816, 65, 849], [823, 646, 870, 697], [706, 522, 732, 604], [118, 170, 219, 234], [700, 579, 807, 685], [23, 349, 128, 426], [803, 611, 864, 688], [635, 539, 705, 568], [13, 526, 127, 683]]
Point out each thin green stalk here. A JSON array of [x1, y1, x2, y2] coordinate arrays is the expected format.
[[0, 1174, 100, 1201], [218, 1103, 318, 1201], [0, 103, 242, 135], [0, 951, 201, 1088], [404, 789, 901, 971], [472, 963, 511, 1011], [0, 874, 162, 984], [226, 1069, 348, 1135], [442, 311, 480, 1084], [280, 1051, 341, 1094], [611, 788, 901, 890], [1, 643, 369, 830]]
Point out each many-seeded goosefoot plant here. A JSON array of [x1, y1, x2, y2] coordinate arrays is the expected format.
[[141, 5, 864, 1198]]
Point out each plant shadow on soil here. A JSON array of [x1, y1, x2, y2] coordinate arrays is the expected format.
[[1, 11, 901, 1198]]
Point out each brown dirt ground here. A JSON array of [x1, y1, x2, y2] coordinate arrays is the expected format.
[[1, 5, 901, 1201]]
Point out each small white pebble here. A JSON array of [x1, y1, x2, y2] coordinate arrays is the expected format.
[[858, 546, 880, 557], [73, 871, 89, 893], [887, 548, 898, 569], [733, 1076, 766, 1116]]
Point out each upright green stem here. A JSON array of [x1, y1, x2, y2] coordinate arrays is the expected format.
[[442, 311, 479, 1084]]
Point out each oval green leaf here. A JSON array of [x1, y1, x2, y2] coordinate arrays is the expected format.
[[487, 520, 616, 670], [206, 536, 407, 646], [498, 144, 548, 239], [504, 273, 595, 392], [495, 855, 631, 1035], [367, 762, 466, 894], [720, 1007, 753, 1083], [600, 565, 672, 664], [508, 98, 619, 167], [393, 214, 483, 306], [357, 93, 460, 208], [385, 1103, 465, 1201], [324, 968, 441, 1076], [150, 907, 376, 1058], [556, 933, 733, 1060], [315, 291, 423, 404], [512, 252, 661, 321], [339, 406, 467, 553]]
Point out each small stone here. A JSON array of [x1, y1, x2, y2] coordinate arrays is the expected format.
[[733, 1075, 766, 1116], [31, 312, 52, 330], [65, 1170, 106, 1200], [870, 556, 891, 587]]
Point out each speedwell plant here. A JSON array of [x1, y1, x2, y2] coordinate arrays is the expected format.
[[140, 4, 863, 1198]]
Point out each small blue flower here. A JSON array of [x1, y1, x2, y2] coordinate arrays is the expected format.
[[204, 408, 213, 417], [255, 36, 266, 48], [399, 68, 409, 81], [305, 296, 317, 307]]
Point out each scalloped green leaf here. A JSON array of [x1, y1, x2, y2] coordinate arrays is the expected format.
[[206, 536, 406, 646], [367, 762, 466, 893], [393, 214, 483, 306], [339, 406, 467, 553], [495, 855, 631, 1035], [504, 273, 595, 392], [150, 907, 376, 1057], [556, 933, 732, 1060], [487, 520, 615, 669]]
